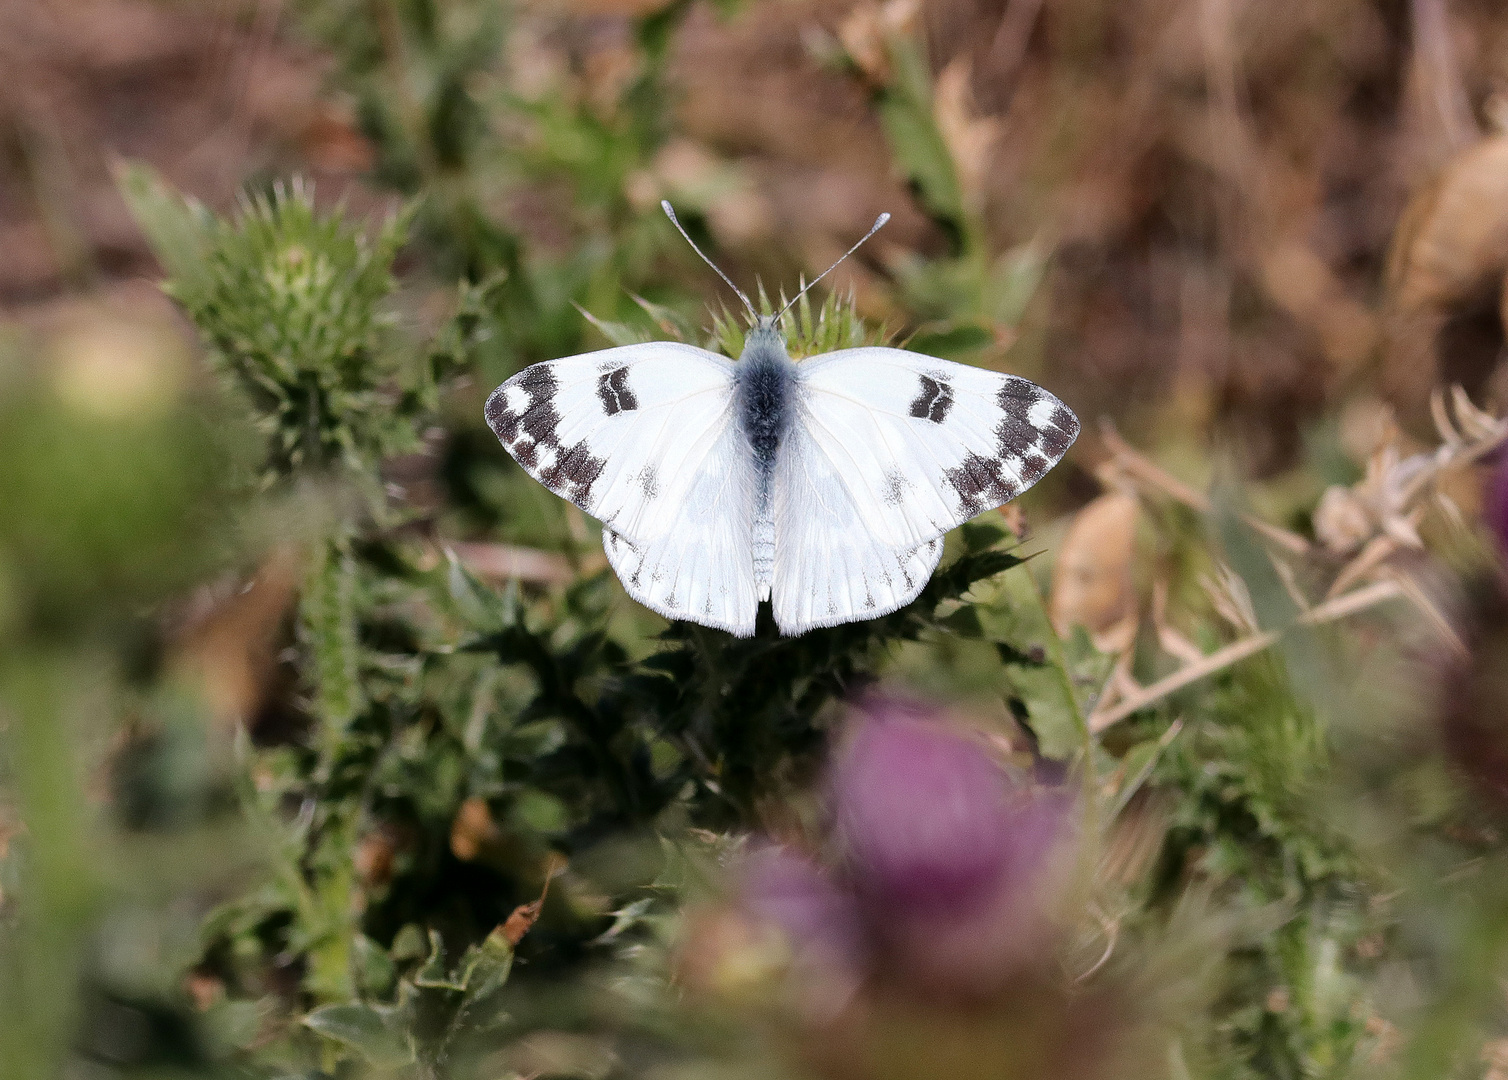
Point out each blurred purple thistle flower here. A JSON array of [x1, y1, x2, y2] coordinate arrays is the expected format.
[[1489, 453, 1508, 560], [736, 843, 868, 1017], [736, 698, 1075, 1003], [738, 843, 866, 970], [828, 702, 1072, 993], [830, 701, 1027, 916]]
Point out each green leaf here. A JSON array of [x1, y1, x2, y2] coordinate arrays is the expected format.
[[457, 927, 516, 1005], [354, 933, 397, 998], [972, 562, 1088, 760], [304, 1004, 413, 1067], [575, 302, 651, 347], [390, 924, 427, 962], [412, 930, 466, 990], [959, 520, 1008, 553], [113, 160, 214, 296], [939, 605, 985, 638], [444, 547, 514, 631], [631, 294, 697, 340], [984, 241, 1048, 327], [877, 38, 963, 224], [905, 321, 993, 359]]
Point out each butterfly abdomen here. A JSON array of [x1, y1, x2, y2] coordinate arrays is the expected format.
[[734, 327, 796, 598]]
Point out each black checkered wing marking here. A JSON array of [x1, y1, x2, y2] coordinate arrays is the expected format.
[[485, 342, 742, 541], [486, 342, 762, 636], [790, 347, 1079, 551]]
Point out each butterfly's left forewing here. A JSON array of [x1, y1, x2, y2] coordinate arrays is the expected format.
[[771, 347, 1076, 635], [486, 342, 761, 636]]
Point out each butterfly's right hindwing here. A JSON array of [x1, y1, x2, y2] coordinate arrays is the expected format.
[[771, 418, 945, 635], [486, 343, 760, 636]]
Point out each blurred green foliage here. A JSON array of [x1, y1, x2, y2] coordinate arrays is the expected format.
[[5, 1, 1508, 1079]]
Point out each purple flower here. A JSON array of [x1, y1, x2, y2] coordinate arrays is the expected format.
[[736, 843, 868, 1017], [829, 703, 1025, 917], [738, 843, 866, 971], [827, 704, 1072, 993], [734, 700, 1076, 1003], [1489, 454, 1508, 559]]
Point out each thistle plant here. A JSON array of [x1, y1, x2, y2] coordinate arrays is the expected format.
[[124, 171, 417, 484], [113, 160, 1067, 1080]]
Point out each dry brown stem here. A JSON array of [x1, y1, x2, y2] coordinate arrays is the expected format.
[[1089, 579, 1405, 733], [1098, 421, 1311, 555], [1081, 389, 1506, 733]]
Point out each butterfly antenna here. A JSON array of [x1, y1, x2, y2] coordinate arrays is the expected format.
[[662, 200, 757, 321], [775, 212, 890, 323]]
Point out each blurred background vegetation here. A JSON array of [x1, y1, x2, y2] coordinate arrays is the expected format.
[[4, 0, 1508, 1077]]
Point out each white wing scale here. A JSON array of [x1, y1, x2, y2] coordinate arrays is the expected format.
[[771, 348, 1077, 635], [486, 342, 761, 636], [600, 420, 760, 636], [772, 414, 945, 635], [792, 348, 1080, 550]]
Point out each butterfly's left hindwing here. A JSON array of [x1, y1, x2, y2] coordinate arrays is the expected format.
[[486, 343, 762, 636]]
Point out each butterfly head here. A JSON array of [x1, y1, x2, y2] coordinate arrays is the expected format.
[[740, 317, 790, 364], [661, 200, 890, 356]]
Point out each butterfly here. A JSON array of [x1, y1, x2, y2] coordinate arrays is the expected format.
[[485, 203, 1079, 637]]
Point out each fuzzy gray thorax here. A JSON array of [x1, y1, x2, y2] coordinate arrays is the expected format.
[[734, 321, 797, 472], [733, 319, 795, 599]]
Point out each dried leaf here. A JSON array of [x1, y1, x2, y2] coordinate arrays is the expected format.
[[501, 856, 564, 946], [444, 540, 584, 584], [354, 829, 397, 890], [1258, 239, 1378, 375], [932, 58, 1000, 214], [170, 547, 300, 730], [837, 0, 920, 84], [501, 900, 543, 947], [450, 797, 501, 862], [1313, 486, 1373, 555], [1384, 135, 1508, 422], [1049, 491, 1140, 652], [1484, 1038, 1508, 1080]]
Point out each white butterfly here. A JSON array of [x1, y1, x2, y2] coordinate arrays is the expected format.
[[486, 204, 1078, 637]]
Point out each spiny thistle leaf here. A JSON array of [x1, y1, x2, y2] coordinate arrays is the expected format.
[[707, 287, 889, 360], [461, 519, 1025, 825]]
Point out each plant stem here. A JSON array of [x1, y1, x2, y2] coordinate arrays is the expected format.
[[1088, 578, 1404, 732]]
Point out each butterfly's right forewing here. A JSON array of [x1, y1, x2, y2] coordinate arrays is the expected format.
[[790, 348, 1078, 550], [770, 347, 1077, 635], [487, 343, 761, 636]]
